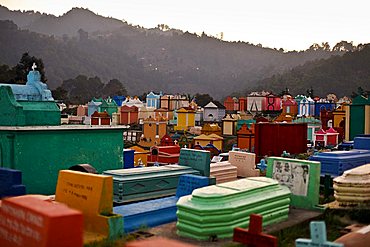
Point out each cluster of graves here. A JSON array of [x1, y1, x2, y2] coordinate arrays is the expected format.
[[0, 69, 370, 246], [2, 142, 370, 246], [54, 83, 370, 169]]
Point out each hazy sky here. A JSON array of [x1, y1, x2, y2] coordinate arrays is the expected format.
[[1, 0, 369, 51]]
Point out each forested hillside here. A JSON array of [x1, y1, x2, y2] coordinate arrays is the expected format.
[[249, 45, 370, 97], [0, 5, 357, 98]]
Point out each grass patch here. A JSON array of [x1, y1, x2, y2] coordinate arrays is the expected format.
[[273, 210, 351, 247]]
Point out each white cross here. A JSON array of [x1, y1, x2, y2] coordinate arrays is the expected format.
[[32, 63, 37, 71]]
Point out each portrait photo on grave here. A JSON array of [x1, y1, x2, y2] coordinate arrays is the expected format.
[[272, 161, 309, 196]]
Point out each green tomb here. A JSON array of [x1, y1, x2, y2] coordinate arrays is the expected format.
[[176, 177, 291, 240], [0, 69, 125, 195], [0, 125, 125, 194], [104, 148, 211, 203]]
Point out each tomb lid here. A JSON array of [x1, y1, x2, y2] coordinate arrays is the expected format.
[[313, 150, 370, 157], [192, 177, 279, 198], [336, 163, 370, 177]]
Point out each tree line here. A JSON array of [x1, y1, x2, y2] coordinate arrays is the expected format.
[[0, 52, 127, 105], [242, 44, 370, 97]]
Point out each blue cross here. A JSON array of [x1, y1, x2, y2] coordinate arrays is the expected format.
[[296, 221, 343, 247]]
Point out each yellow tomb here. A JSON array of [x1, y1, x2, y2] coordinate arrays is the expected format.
[[55, 170, 123, 243], [333, 164, 370, 207]]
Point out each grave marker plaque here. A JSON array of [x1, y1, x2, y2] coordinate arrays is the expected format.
[[55, 170, 112, 216], [229, 151, 259, 177], [176, 174, 209, 198], [178, 148, 210, 177], [0, 195, 83, 247], [55, 170, 123, 241], [266, 157, 321, 210]]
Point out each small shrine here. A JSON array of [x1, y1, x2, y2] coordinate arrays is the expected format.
[[175, 107, 196, 131], [237, 123, 255, 151], [313, 127, 339, 147], [0, 66, 60, 126], [282, 96, 298, 117], [90, 111, 111, 125], [120, 105, 139, 125], [222, 114, 237, 136], [138, 116, 168, 147]]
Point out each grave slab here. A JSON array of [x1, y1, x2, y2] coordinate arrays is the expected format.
[[0, 195, 83, 247], [176, 177, 291, 240], [55, 170, 123, 243], [353, 136, 370, 150], [114, 174, 209, 232], [333, 163, 370, 206], [228, 151, 259, 177], [104, 149, 211, 204], [178, 148, 211, 176], [104, 165, 201, 203], [309, 149, 370, 177], [210, 161, 238, 184]]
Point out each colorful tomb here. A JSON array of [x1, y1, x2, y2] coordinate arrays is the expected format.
[[0, 70, 60, 126], [313, 127, 339, 147], [176, 177, 291, 240], [348, 95, 370, 140], [266, 157, 321, 210], [0, 125, 125, 194], [309, 149, 370, 177], [113, 174, 209, 233], [104, 148, 210, 203], [254, 122, 307, 162], [55, 170, 123, 243], [0, 195, 83, 247], [333, 164, 370, 206]]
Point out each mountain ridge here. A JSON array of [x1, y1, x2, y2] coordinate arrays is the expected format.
[[0, 5, 359, 99]]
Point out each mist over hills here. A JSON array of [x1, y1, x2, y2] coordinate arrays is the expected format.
[[251, 44, 370, 97], [1, 5, 364, 99]]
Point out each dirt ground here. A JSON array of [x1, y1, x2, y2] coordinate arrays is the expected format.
[[138, 208, 323, 247]]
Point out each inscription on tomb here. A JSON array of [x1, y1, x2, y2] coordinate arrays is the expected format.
[[0, 203, 44, 246], [176, 175, 209, 198], [178, 149, 210, 176], [61, 181, 94, 201], [55, 170, 113, 216]]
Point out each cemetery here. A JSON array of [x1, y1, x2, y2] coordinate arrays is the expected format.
[[0, 68, 370, 246]]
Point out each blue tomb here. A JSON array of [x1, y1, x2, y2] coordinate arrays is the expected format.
[[113, 174, 209, 232], [0, 167, 26, 198], [309, 149, 370, 177]]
